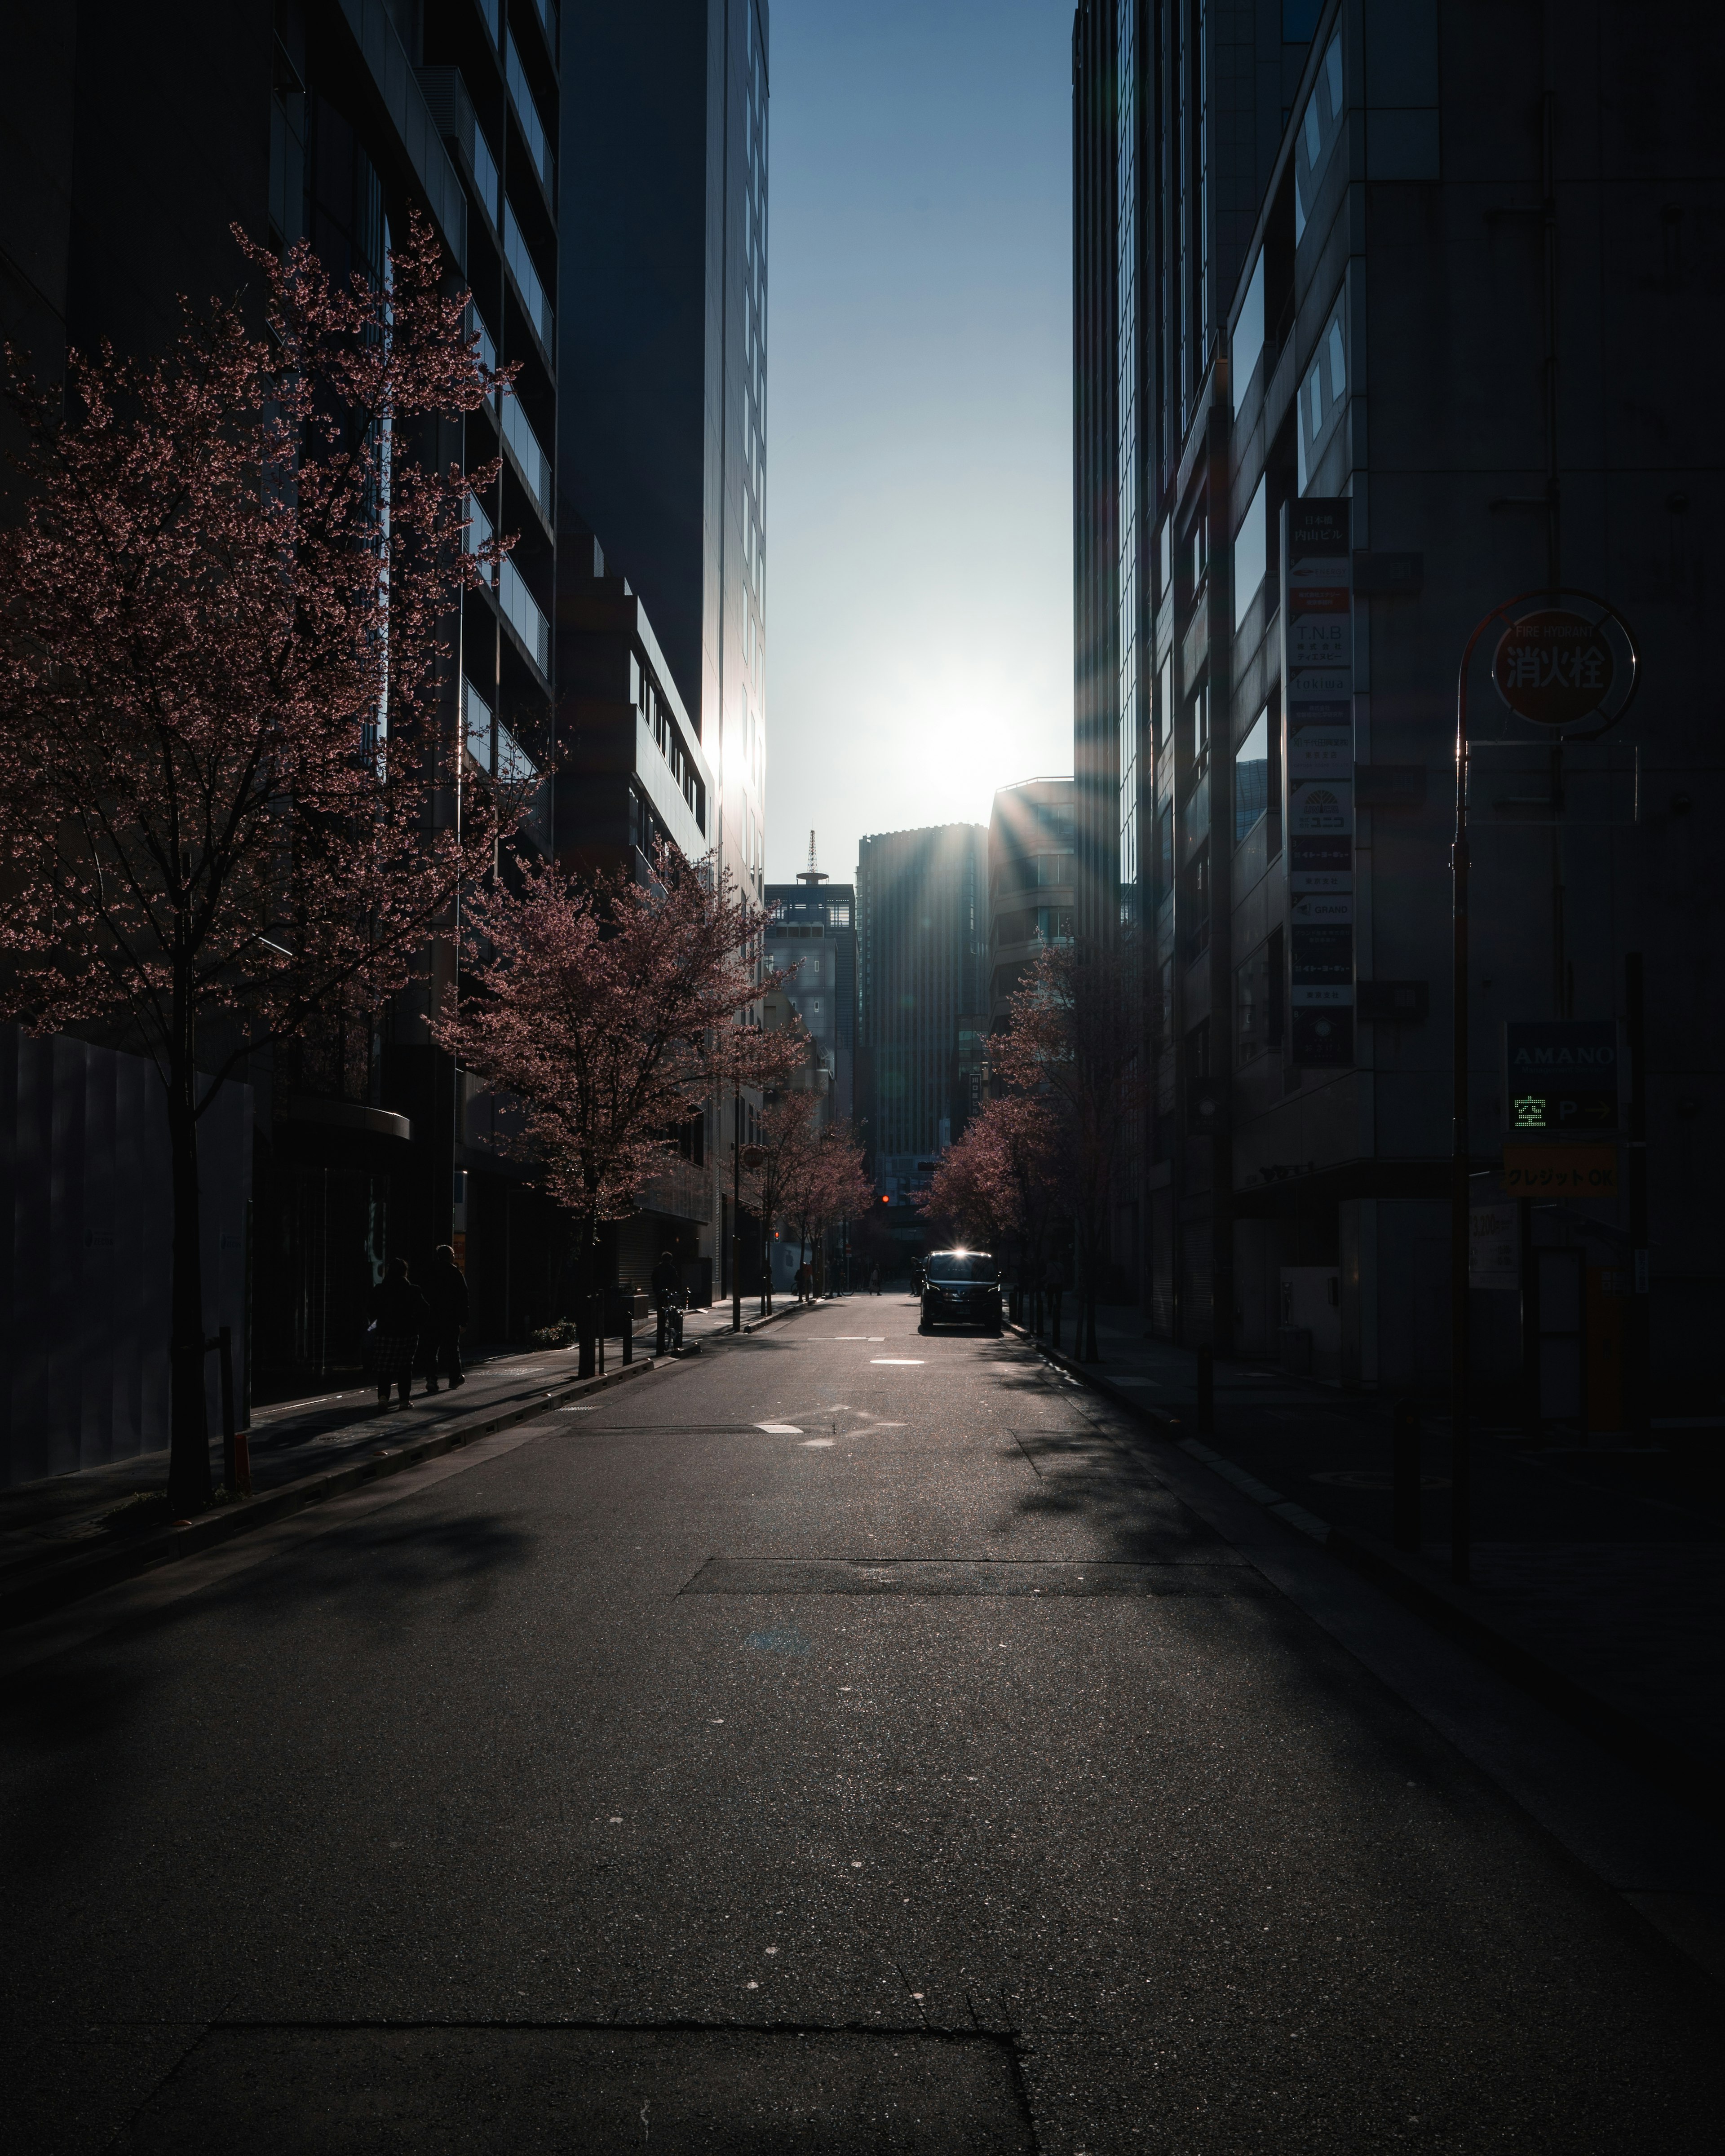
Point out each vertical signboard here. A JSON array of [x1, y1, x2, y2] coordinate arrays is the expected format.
[[1279, 499, 1353, 1066]]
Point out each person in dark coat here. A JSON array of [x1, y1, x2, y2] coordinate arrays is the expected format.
[[421, 1244, 469, 1392], [651, 1250, 682, 1354], [371, 1257, 429, 1409]]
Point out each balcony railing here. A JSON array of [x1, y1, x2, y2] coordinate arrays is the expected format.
[[505, 34, 554, 198], [500, 393, 552, 522], [499, 556, 551, 677], [504, 205, 554, 353]]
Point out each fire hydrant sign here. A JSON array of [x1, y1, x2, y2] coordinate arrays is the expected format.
[[1494, 609, 1615, 727], [1280, 499, 1353, 1067]]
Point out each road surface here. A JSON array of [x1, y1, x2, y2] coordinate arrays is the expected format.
[[3, 1298, 1717, 2152]]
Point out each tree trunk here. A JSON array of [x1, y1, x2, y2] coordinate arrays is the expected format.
[[166, 1070, 212, 1516]]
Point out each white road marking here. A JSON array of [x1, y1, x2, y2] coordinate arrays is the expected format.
[[756, 1422, 805, 1434], [870, 1358, 923, 1365], [801, 1438, 835, 1448]]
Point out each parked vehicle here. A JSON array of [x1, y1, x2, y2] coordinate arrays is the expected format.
[[919, 1250, 1002, 1334]]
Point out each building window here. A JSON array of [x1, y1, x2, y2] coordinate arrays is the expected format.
[[1234, 708, 1270, 843], [1298, 288, 1349, 491], [1231, 250, 1265, 415], [1188, 679, 1210, 767], [1293, 29, 1346, 242], [1234, 474, 1268, 631]]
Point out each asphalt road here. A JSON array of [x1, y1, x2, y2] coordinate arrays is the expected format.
[[3, 1299, 1718, 2153]]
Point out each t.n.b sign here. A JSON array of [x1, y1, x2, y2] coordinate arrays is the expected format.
[[1503, 1020, 1619, 1136]]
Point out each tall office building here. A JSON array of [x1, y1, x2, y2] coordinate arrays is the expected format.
[[857, 825, 988, 1195], [556, 1, 771, 1285], [765, 852, 858, 1130], [0, 0, 564, 1478], [1075, 0, 1725, 1407], [987, 778, 1078, 1032]]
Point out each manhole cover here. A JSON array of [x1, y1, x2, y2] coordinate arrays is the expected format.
[[115, 2026, 1034, 2153]]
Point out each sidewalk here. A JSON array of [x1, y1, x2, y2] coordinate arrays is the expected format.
[[1024, 1307, 1725, 1823], [0, 1296, 828, 1626]]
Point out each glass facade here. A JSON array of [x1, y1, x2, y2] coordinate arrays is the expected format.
[[1116, 0, 1141, 922]]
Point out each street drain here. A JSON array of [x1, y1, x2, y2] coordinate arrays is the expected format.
[[115, 2025, 1034, 2154], [681, 1556, 1263, 1597]]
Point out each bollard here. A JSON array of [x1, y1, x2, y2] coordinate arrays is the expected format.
[[1197, 1343, 1215, 1434], [1393, 1399, 1421, 1552]]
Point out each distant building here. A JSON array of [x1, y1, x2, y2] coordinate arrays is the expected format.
[[987, 779, 1077, 1034], [1074, 0, 1725, 1405], [556, 0, 770, 1296], [857, 825, 988, 1196], [765, 845, 857, 1130]]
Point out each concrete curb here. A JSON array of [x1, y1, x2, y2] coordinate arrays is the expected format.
[[1007, 1323, 1723, 1832], [0, 1353, 663, 1633]]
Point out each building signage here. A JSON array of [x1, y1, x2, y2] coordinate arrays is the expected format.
[[1503, 1020, 1619, 1134], [1280, 499, 1353, 1066], [1493, 610, 1615, 726], [1469, 1202, 1519, 1290], [1502, 1144, 1619, 1196]]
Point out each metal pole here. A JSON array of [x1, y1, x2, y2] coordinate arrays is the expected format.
[[731, 1077, 743, 1333], [217, 1325, 237, 1496], [1625, 952, 1650, 1442], [1451, 644, 1474, 1585]]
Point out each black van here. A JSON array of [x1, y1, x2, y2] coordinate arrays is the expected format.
[[919, 1250, 1003, 1334]]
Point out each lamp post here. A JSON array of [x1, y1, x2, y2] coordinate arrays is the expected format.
[[1450, 588, 1637, 1583]]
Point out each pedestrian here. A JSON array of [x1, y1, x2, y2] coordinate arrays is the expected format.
[[795, 1259, 812, 1304], [421, 1243, 468, 1393], [370, 1257, 429, 1410], [868, 1263, 880, 1296], [652, 1248, 682, 1354]]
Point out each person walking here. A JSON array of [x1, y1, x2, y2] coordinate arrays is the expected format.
[[421, 1243, 469, 1393], [868, 1263, 880, 1296], [651, 1249, 682, 1355], [370, 1257, 429, 1410], [794, 1259, 812, 1304]]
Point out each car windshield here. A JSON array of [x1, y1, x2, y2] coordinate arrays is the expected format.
[[925, 1253, 996, 1283]]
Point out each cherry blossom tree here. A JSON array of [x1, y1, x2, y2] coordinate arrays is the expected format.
[[782, 1120, 872, 1296], [992, 936, 1150, 1360], [920, 1093, 1069, 1321], [438, 847, 798, 1373], [740, 1086, 822, 1313], [0, 213, 514, 1512]]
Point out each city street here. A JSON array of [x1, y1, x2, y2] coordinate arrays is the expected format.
[[3, 1299, 1718, 2153]]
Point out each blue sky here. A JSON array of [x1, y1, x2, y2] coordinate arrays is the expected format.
[[764, 0, 1074, 886]]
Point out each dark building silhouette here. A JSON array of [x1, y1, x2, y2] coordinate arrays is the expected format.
[[555, 0, 770, 1290], [1074, 0, 1725, 1408], [857, 825, 988, 1195], [988, 778, 1078, 1030]]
